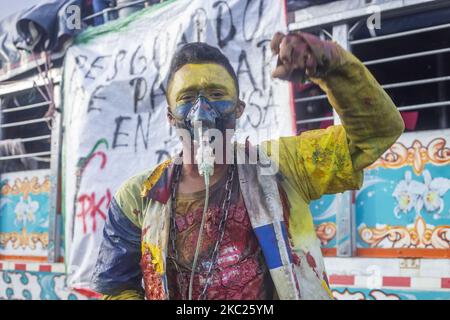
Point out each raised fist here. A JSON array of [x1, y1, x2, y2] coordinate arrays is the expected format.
[[270, 31, 343, 82]]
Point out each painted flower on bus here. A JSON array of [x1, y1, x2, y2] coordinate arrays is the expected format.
[[392, 170, 450, 219], [14, 196, 39, 226], [422, 170, 450, 219], [392, 171, 426, 218]]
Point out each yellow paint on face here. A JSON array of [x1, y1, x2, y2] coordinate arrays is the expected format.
[[167, 63, 238, 109]]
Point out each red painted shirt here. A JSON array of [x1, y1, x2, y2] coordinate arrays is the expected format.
[[167, 173, 274, 300]]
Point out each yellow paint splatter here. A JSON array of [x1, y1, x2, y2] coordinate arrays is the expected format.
[[142, 242, 164, 275], [321, 279, 334, 299], [140, 160, 171, 198]]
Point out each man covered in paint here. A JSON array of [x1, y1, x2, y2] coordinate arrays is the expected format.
[[90, 32, 404, 300]]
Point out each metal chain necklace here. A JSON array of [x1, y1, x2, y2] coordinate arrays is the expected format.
[[168, 163, 236, 300]]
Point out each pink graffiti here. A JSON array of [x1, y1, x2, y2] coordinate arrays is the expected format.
[[76, 189, 112, 234]]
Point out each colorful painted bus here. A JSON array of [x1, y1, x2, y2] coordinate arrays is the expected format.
[[0, 0, 449, 300]]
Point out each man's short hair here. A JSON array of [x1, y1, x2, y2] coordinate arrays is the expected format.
[[166, 42, 239, 95]]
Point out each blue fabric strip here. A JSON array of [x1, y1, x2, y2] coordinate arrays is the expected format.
[[253, 224, 283, 269]]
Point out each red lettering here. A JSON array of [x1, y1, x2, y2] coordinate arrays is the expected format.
[[76, 189, 111, 234]]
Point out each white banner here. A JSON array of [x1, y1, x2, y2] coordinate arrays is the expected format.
[[63, 0, 293, 290]]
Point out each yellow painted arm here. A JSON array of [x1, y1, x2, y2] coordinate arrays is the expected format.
[[264, 41, 404, 201], [309, 44, 405, 171]]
